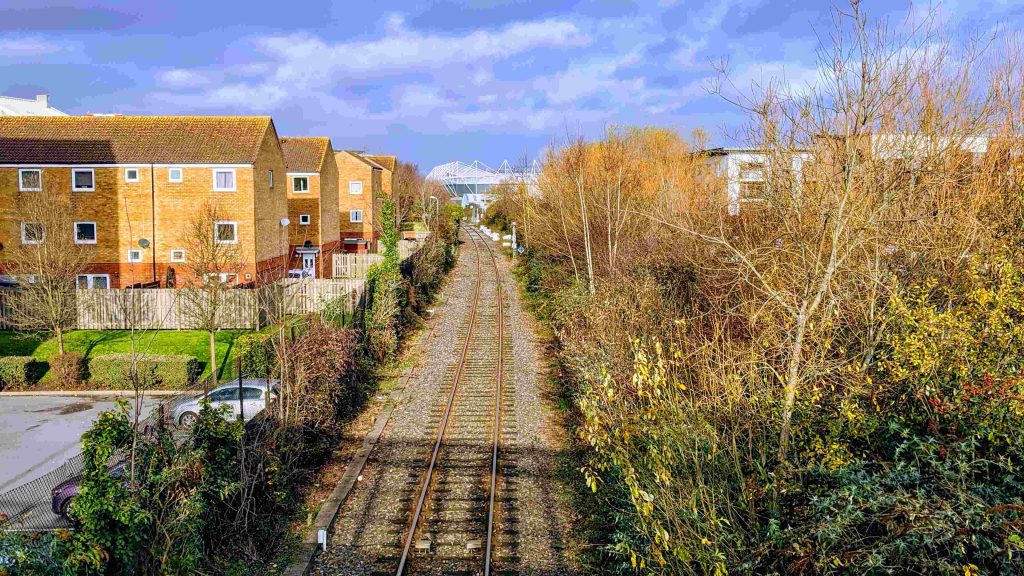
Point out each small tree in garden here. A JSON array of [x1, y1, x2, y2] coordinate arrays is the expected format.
[[177, 203, 245, 393], [364, 199, 403, 362], [6, 190, 91, 354]]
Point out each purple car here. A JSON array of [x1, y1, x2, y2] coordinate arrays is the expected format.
[[51, 463, 126, 519]]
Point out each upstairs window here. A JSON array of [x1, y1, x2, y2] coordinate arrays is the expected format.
[[349, 180, 363, 195], [72, 169, 95, 191], [170, 249, 185, 263], [293, 176, 309, 192], [21, 222, 44, 244], [269, 170, 274, 188], [299, 214, 311, 225], [350, 210, 363, 223], [74, 222, 97, 244], [125, 168, 140, 182], [127, 249, 143, 263], [213, 169, 236, 192], [19, 169, 41, 191], [168, 167, 183, 182], [214, 221, 237, 244]]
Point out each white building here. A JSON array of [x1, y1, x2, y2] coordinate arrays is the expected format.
[[0, 94, 66, 116], [704, 148, 811, 215]]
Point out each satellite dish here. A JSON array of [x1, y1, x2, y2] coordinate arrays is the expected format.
[[138, 238, 150, 248], [281, 217, 290, 227]]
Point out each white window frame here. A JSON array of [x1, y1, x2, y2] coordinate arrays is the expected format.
[[77, 274, 110, 289], [204, 272, 236, 284], [74, 221, 97, 245], [127, 249, 143, 263], [168, 167, 183, 183], [269, 170, 274, 188], [21, 222, 44, 244], [18, 168, 41, 191], [212, 168, 236, 192], [293, 176, 309, 193], [214, 221, 238, 244], [72, 168, 95, 192], [299, 214, 311, 225], [124, 168, 140, 183], [348, 180, 363, 195], [170, 249, 185, 263], [350, 210, 363, 223]]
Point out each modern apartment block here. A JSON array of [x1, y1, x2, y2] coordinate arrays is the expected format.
[[334, 150, 384, 253], [280, 137, 340, 278], [0, 115, 288, 288]]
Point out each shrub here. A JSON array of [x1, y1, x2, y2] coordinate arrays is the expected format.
[[49, 352, 84, 388], [89, 353, 199, 390], [0, 356, 34, 389], [236, 331, 276, 378]]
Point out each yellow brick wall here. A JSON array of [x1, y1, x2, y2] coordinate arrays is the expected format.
[[319, 150, 340, 247], [252, 125, 289, 270], [335, 151, 376, 239]]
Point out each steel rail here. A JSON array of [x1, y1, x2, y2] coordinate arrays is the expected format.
[[477, 227, 503, 576], [395, 226, 486, 576]]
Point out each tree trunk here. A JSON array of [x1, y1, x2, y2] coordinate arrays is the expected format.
[[208, 330, 217, 394], [56, 326, 64, 355], [778, 311, 807, 460]]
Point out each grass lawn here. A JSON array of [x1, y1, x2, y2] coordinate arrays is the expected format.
[[0, 329, 255, 382]]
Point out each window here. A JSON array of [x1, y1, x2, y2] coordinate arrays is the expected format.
[[168, 167, 183, 183], [269, 170, 274, 188], [72, 169, 94, 191], [348, 180, 363, 195], [293, 176, 309, 192], [127, 249, 143, 262], [124, 168, 139, 182], [18, 169, 41, 191], [299, 214, 310, 225], [77, 274, 109, 289], [170, 249, 185, 263], [214, 221, 237, 244], [210, 388, 238, 401], [737, 161, 767, 201], [241, 387, 263, 400], [204, 272, 236, 284], [350, 210, 363, 223], [213, 169, 236, 191], [74, 222, 97, 244], [21, 222, 43, 244]]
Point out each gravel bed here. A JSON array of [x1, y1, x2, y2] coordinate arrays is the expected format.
[[311, 230, 480, 575]]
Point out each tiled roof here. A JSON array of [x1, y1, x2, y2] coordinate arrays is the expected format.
[[0, 115, 272, 164], [337, 149, 383, 170], [281, 137, 330, 172], [365, 154, 396, 172]]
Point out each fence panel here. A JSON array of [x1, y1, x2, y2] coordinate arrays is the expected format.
[[332, 253, 382, 278], [283, 278, 365, 316]]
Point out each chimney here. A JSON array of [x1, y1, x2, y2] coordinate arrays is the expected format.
[[35, 94, 49, 108]]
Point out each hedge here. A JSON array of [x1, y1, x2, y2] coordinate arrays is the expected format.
[[88, 354, 200, 390], [0, 356, 34, 390], [236, 332, 276, 378]]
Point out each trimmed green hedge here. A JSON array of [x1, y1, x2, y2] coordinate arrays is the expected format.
[[236, 332, 275, 378], [0, 356, 34, 389], [88, 354, 200, 390]]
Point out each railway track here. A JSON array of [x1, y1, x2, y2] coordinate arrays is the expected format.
[[395, 225, 508, 576]]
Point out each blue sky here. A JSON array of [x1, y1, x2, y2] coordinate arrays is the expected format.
[[1, 0, 1021, 170]]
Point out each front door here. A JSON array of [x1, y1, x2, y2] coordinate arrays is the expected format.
[[301, 253, 316, 277]]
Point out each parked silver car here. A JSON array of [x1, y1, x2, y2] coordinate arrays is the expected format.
[[171, 380, 278, 426]]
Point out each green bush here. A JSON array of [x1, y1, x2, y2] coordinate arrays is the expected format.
[[88, 353, 199, 390], [236, 331, 276, 378], [0, 356, 34, 389]]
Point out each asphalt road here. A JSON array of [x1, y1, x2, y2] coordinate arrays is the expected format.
[[0, 395, 158, 530]]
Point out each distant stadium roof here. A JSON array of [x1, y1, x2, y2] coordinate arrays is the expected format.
[[425, 160, 538, 201]]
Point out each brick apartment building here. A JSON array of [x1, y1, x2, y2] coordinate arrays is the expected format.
[[280, 136, 340, 278], [0, 115, 288, 288], [334, 150, 385, 253]]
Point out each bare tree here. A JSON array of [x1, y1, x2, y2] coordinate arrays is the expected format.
[[392, 160, 423, 227], [177, 203, 245, 394], [6, 187, 91, 354]]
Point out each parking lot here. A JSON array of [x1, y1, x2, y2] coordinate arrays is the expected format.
[[0, 395, 159, 530]]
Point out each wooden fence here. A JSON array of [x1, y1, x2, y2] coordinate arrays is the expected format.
[[0, 278, 367, 331], [332, 253, 382, 278]]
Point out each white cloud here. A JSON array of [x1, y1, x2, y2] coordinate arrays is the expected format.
[[0, 37, 62, 57], [157, 68, 215, 89]]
